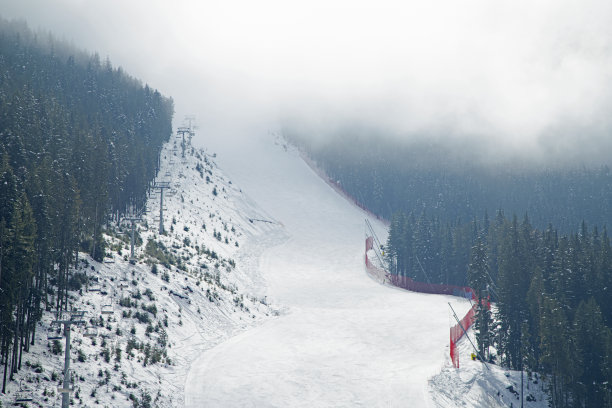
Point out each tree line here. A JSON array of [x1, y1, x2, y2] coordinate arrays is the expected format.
[[386, 210, 612, 407], [0, 18, 173, 392], [285, 130, 612, 233]]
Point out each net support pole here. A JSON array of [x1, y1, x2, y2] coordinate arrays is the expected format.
[[448, 302, 489, 370]]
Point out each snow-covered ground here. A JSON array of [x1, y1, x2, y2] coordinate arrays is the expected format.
[[1, 129, 550, 408], [431, 342, 549, 408], [0, 133, 279, 407], [184, 134, 474, 407]]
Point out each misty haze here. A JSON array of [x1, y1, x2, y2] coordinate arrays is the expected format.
[[1, 1, 612, 407]]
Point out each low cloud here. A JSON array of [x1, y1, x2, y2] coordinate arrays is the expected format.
[[2, 0, 612, 164]]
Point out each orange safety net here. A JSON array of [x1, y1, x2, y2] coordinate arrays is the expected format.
[[364, 236, 480, 368]]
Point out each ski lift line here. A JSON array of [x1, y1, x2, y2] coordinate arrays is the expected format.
[[413, 252, 445, 298], [372, 249, 385, 272], [364, 224, 382, 255], [366, 234, 385, 270], [414, 253, 433, 285], [372, 245, 385, 269], [448, 302, 490, 370], [365, 219, 386, 268], [365, 219, 384, 250], [368, 234, 386, 270], [486, 282, 499, 299], [483, 264, 499, 292]]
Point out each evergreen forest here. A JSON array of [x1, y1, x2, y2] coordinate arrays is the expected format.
[[0, 19, 173, 391], [285, 129, 612, 232], [386, 210, 612, 407], [286, 127, 612, 407]]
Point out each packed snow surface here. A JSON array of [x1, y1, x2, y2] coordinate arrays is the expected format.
[[0, 128, 546, 408], [0, 129, 547, 407], [184, 134, 473, 407]]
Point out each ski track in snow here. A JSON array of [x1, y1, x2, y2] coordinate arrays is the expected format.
[[184, 134, 474, 407]]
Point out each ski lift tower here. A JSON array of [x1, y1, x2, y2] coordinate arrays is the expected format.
[[152, 181, 171, 234], [177, 127, 190, 158], [51, 309, 87, 408], [188, 127, 195, 147], [184, 114, 196, 129], [123, 213, 143, 263], [185, 114, 197, 145]]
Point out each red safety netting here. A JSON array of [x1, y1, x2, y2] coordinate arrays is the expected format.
[[300, 151, 389, 227], [301, 151, 484, 369], [366, 236, 374, 252], [450, 331, 458, 368], [364, 236, 478, 368], [365, 235, 390, 282], [388, 274, 476, 300], [365, 253, 390, 283], [449, 303, 477, 368]]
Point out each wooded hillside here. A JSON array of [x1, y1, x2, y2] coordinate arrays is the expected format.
[[0, 18, 173, 391]]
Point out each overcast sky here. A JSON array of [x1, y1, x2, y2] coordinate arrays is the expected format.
[[2, 0, 612, 163]]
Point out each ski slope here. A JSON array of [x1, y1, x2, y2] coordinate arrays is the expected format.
[[184, 133, 473, 407]]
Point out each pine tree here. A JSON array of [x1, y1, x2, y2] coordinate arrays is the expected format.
[[496, 216, 520, 368], [526, 266, 545, 370], [475, 298, 492, 360], [468, 235, 493, 359], [604, 330, 612, 407], [0, 153, 18, 289], [468, 236, 489, 296], [596, 227, 612, 326], [539, 296, 572, 408], [571, 298, 610, 408], [413, 212, 432, 282], [385, 212, 406, 275]]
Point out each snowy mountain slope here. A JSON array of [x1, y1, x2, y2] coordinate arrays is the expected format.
[[430, 330, 549, 408], [184, 133, 474, 407], [0, 129, 552, 408], [0, 133, 279, 407]]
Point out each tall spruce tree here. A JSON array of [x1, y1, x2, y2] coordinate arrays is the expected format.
[[468, 236, 492, 360], [571, 298, 610, 408], [539, 296, 572, 408], [468, 236, 489, 296]]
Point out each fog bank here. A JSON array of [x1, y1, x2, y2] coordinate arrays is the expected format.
[[2, 0, 612, 164]]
